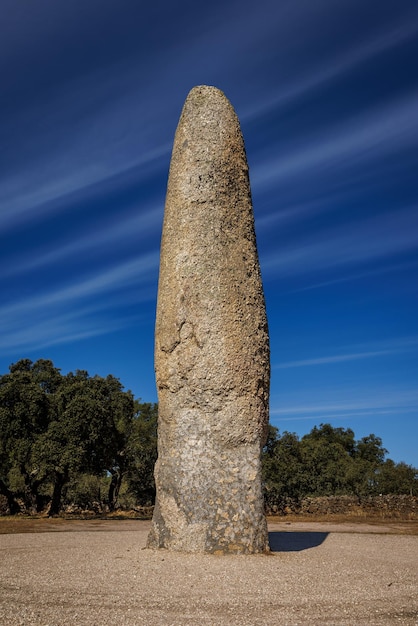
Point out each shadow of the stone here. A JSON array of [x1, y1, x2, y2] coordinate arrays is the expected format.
[[268, 531, 329, 552]]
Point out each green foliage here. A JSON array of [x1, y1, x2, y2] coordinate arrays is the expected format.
[[123, 402, 158, 506], [262, 426, 307, 510], [63, 473, 110, 510], [262, 423, 418, 508], [0, 359, 157, 515], [1, 358, 416, 516], [372, 460, 417, 495], [0, 359, 59, 512]]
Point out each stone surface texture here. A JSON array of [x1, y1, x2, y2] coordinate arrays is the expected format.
[[147, 85, 270, 554]]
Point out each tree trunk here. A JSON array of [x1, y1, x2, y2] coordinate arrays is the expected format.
[[0, 478, 21, 515], [21, 467, 45, 514], [48, 470, 68, 516], [108, 470, 123, 511]]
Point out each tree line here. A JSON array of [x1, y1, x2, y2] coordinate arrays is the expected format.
[[263, 423, 417, 510], [1, 359, 416, 516]]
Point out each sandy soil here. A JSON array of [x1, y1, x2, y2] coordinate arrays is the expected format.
[[1, 520, 417, 625]]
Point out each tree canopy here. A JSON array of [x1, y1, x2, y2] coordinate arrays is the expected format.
[[0, 359, 416, 515], [0, 359, 157, 515], [263, 423, 417, 510]]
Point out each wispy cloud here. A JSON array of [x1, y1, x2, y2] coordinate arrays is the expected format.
[[0, 203, 162, 280], [0, 28, 174, 232], [0, 251, 158, 322], [274, 336, 418, 369], [271, 389, 418, 419], [290, 259, 418, 292], [2, 0, 415, 241], [0, 251, 159, 353], [251, 92, 418, 191], [274, 350, 397, 369], [0, 307, 142, 352], [262, 204, 418, 277], [243, 14, 418, 123], [0, 142, 169, 232], [273, 408, 417, 423]]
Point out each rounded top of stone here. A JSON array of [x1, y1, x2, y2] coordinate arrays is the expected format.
[[180, 85, 238, 130], [187, 85, 225, 96]]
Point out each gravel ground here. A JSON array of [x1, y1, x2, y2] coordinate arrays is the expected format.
[[0, 520, 417, 625]]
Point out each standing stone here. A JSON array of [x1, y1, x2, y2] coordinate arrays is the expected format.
[[147, 85, 270, 554]]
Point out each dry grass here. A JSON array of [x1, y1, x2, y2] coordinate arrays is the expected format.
[[0, 516, 149, 534], [1, 514, 417, 535], [267, 514, 418, 535]]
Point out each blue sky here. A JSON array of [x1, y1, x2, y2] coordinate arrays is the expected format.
[[1, 0, 417, 466]]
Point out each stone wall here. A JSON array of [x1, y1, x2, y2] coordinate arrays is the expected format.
[[266, 494, 418, 519]]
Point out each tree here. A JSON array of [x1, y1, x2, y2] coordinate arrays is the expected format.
[[41, 371, 135, 515], [347, 434, 388, 497], [373, 460, 418, 495], [262, 426, 306, 509], [261, 422, 415, 506], [0, 359, 137, 515], [300, 424, 357, 496], [124, 402, 158, 506], [0, 359, 59, 513], [356, 434, 387, 465]]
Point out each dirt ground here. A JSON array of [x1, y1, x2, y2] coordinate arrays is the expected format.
[[1, 518, 417, 625]]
